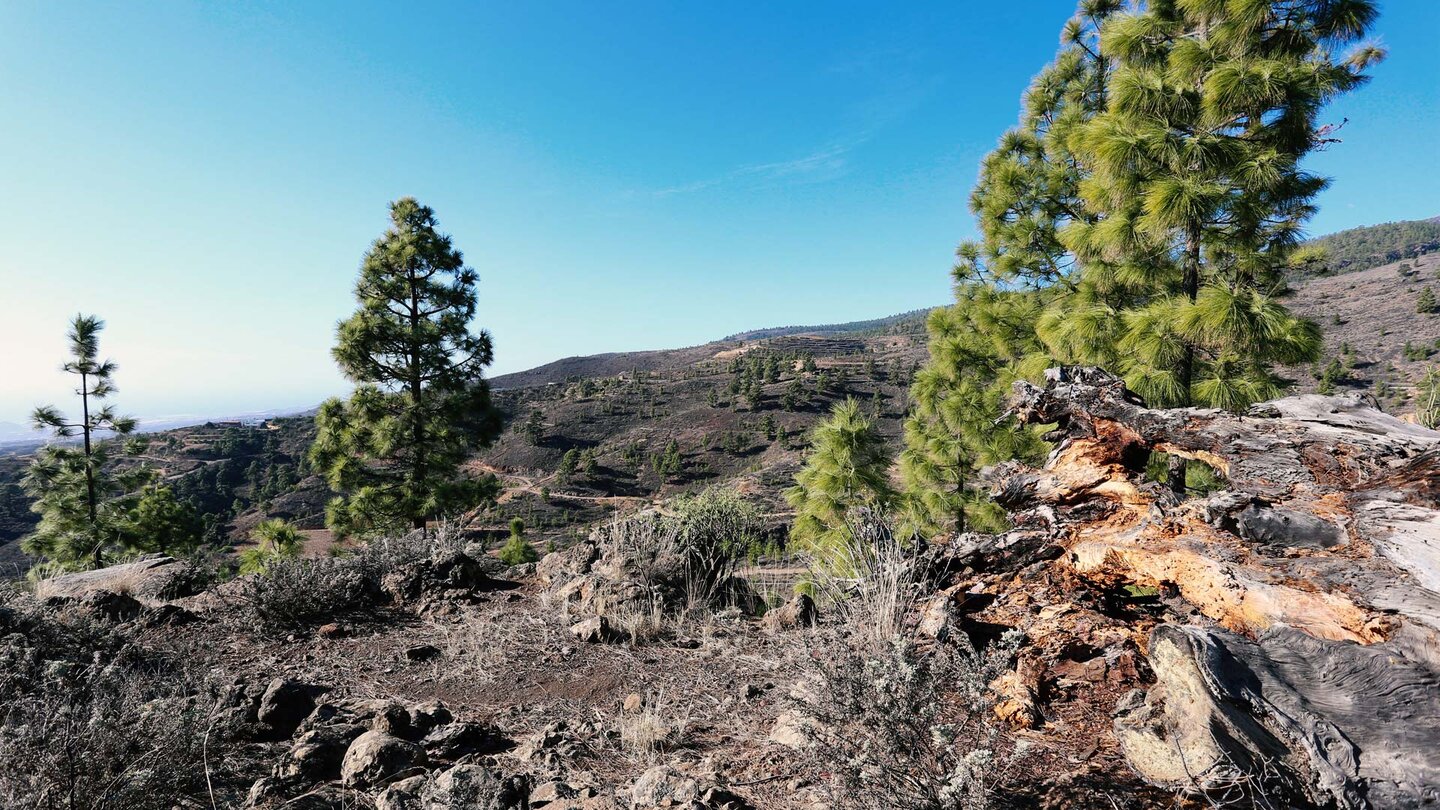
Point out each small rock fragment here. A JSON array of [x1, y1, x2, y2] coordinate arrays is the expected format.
[[570, 615, 627, 643], [405, 644, 442, 662]]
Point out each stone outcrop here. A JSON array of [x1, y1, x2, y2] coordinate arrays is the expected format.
[[34, 554, 202, 604], [377, 764, 530, 810], [628, 766, 752, 809], [569, 615, 628, 644], [760, 593, 816, 632]]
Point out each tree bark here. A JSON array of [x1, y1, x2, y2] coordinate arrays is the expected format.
[[80, 370, 100, 567], [1168, 223, 1203, 495], [984, 367, 1440, 806], [407, 263, 427, 535], [954, 448, 967, 536]]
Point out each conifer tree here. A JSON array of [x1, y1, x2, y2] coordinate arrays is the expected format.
[[782, 378, 803, 412], [903, 0, 1382, 520], [759, 414, 778, 441], [902, 289, 1053, 536], [1418, 286, 1437, 315], [522, 409, 545, 445], [1062, 0, 1380, 486], [123, 484, 203, 557], [902, 2, 1116, 537], [786, 398, 896, 563], [22, 315, 152, 570], [238, 518, 304, 575], [498, 517, 538, 565], [651, 439, 683, 482], [557, 448, 579, 481], [310, 198, 502, 537]]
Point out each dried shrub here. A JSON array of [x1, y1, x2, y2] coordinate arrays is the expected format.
[[607, 593, 670, 645], [797, 510, 1020, 810], [801, 635, 1017, 810], [618, 690, 690, 760], [234, 527, 463, 631], [237, 555, 380, 631], [807, 508, 928, 648], [592, 488, 765, 612], [433, 605, 550, 686], [0, 592, 237, 809]]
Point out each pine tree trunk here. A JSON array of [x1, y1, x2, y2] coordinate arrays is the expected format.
[[954, 451, 967, 536], [80, 371, 100, 567], [1169, 224, 1203, 495], [407, 265, 427, 537]]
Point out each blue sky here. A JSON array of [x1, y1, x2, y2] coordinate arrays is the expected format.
[[2, 1, 1436, 425]]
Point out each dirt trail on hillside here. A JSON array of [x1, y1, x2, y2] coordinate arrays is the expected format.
[[469, 461, 652, 509]]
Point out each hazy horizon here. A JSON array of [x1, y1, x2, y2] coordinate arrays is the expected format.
[[3, 1, 1437, 425]]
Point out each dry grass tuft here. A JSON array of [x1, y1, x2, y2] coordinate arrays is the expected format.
[[617, 689, 690, 760]]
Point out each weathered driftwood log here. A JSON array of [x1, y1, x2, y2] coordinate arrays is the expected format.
[[989, 367, 1440, 808]]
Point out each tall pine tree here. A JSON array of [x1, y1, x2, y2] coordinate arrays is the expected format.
[[905, 0, 1382, 522], [902, 1, 1117, 537], [23, 315, 152, 571], [1060, 0, 1380, 488], [311, 198, 502, 537]]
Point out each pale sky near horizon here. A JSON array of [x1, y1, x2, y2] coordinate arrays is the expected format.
[[2, 1, 1437, 426]]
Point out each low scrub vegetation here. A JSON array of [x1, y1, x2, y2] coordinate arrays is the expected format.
[[617, 689, 691, 760], [593, 487, 768, 612], [0, 589, 234, 808], [798, 512, 1019, 810], [233, 529, 457, 631]]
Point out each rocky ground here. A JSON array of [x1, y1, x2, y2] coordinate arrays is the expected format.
[[1, 517, 1164, 809]]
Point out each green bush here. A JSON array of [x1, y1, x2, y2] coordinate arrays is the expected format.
[[667, 487, 766, 604]]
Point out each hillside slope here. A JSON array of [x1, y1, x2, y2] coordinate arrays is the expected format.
[[1298, 215, 1440, 278], [473, 328, 928, 542], [1286, 250, 1440, 404], [5, 217, 1440, 567]]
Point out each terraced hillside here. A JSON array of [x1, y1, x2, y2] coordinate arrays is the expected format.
[[0, 417, 324, 571]]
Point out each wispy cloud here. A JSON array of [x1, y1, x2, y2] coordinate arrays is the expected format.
[[643, 73, 939, 200], [649, 141, 856, 198]]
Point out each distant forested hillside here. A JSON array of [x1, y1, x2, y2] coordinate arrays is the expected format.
[[1302, 217, 1440, 277], [724, 308, 932, 341], [0, 417, 326, 573]]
